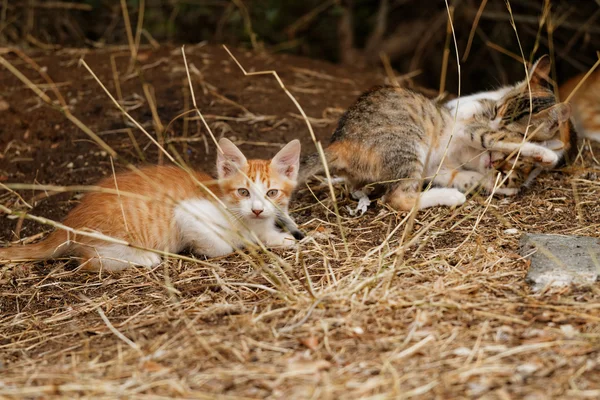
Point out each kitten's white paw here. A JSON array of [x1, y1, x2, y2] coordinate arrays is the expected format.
[[442, 190, 467, 207], [195, 241, 235, 258], [264, 232, 296, 249], [493, 187, 520, 196], [419, 188, 466, 209], [522, 143, 559, 166]]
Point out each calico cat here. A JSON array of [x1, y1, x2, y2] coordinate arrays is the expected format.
[[446, 55, 577, 169], [299, 57, 569, 212], [0, 138, 302, 271], [559, 68, 600, 143]]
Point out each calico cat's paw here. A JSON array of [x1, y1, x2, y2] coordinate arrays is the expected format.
[[492, 187, 520, 196], [521, 143, 559, 167]]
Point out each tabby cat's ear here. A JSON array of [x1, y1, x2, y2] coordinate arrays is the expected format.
[[551, 102, 572, 123], [271, 139, 301, 181], [528, 55, 552, 89], [217, 138, 247, 179]]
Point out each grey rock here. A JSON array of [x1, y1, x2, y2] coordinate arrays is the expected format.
[[520, 234, 600, 290]]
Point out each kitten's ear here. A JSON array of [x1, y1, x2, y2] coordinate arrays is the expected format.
[[528, 55, 552, 89], [552, 102, 571, 123], [217, 138, 247, 179], [271, 139, 301, 181]]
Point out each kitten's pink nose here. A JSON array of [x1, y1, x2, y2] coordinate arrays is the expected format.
[[252, 209, 263, 217]]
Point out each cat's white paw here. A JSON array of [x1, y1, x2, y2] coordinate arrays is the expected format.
[[441, 190, 467, 207], [521, 143, 559, 167], [264, 232, 296, 249], [193, 240, 235, 258], [419, 188, 466, 209], [493, 187, 520, 196]]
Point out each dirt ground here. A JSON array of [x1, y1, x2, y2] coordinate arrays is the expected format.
[[0, 44, 599, 399]]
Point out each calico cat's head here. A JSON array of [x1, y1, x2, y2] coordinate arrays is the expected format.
[[487, 56, 571, 141], [216, 138, 301, 221]]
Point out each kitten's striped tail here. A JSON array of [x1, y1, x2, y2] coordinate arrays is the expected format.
[[0, 230, 70, 262]]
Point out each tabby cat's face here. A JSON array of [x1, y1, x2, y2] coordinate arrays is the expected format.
[[489, 84, 570, 141], [482, 56, 572, 191]]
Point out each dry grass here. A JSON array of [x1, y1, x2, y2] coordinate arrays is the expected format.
[[2, 170, 600, 398], [1, 11, 600, 400]]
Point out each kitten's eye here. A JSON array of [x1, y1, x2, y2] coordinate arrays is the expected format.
[[237, 188, 250, 197], [266, 189, 279, 198]]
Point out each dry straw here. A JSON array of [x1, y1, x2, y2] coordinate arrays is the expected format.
[[1, 1, 600, 398]]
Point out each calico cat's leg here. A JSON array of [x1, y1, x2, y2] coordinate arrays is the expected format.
[[386, 186, 466, 211], [490, 142, 559, 167], [432, 168, 520, 196], [465, 124, 560, 166]]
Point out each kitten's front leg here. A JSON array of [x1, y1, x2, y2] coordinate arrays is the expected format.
[[466, 125, 559, 167], [512, 142, 559, 167], [260, 229, 297, 249], [190, 238, 235, 258]]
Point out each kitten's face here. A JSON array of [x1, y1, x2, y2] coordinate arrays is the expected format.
[[489, 88, 569, 142], [220, 161, 296, 221], [487, 57, 570, 141], [216, 138, 301, 222]]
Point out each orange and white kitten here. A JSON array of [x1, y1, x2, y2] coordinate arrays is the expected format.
[[559, 68, 600, 142], [0, 138, 301, 271]]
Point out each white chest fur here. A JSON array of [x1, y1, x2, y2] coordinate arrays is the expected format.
[[174, 199, 249, 256]]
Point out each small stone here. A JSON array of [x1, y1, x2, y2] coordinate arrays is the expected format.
[[504, 228, 519, 235], [66, 162, 74, 169], [351, 326, 364, 335]]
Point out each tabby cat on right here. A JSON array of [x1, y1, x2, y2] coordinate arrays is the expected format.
[[299, 56, 571, 212]]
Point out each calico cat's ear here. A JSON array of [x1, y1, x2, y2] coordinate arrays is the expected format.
[[271, 139, 301, 181], [217, 138, 248, 179], [551, 102, 572, 123], [528, 55, 552, 89]]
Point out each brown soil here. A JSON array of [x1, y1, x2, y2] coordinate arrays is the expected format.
[[0, 44, 386, 239], [1, 45, 599, 399]]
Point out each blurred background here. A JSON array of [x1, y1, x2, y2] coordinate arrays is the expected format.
[[1, 0, 599, 93]]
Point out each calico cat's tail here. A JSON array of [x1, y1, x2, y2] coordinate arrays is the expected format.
[[298, 152, 324, 183], [0, 230, 70, 262], [298, 151, 333, 184]]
